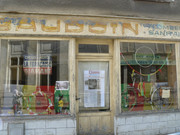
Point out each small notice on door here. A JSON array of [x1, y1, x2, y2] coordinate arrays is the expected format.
[[162, 89, 170, 98], [84, 70, 105, 107]]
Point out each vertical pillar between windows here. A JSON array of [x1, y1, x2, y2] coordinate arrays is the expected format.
[[175, 43, 180, 109], [69, 38, 76, 116], [113, 40, 121, 115], [0, 39, 1, 114], [7, 40, 11, 92]]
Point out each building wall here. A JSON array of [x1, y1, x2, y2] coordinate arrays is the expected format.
[[115, 112, 180, 135], [1, 113, 180, 135], [0, 117, 76, 135]]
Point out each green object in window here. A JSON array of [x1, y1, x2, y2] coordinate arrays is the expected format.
[[54, 89, 70, 114]]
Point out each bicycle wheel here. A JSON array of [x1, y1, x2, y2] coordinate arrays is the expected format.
[[151, 88, 173, 110]]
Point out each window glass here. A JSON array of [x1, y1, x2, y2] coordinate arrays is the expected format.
[[0, 40, 69, 116], [120, 42, 177, 112]]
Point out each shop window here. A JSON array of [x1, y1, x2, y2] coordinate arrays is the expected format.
[[120, 42, 177, 112], [0, 40, 70, 116]]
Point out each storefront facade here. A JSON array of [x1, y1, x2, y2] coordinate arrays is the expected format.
[[0, 13, 180, 135]]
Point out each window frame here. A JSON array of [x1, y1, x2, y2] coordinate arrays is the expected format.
[[76, 38, 113, 59], [0, 37, 75, 118]]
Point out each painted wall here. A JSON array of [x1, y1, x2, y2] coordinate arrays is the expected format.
[[0, 117, 76, 135]]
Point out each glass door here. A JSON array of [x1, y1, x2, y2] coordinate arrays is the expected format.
[[76, 39, 114, 135], [77, 60, 113, 135]]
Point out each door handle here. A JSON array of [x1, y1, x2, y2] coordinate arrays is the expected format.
[[76, 97, 80, 100]]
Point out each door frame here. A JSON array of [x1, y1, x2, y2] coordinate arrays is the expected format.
[[75, 38, 114, 134]]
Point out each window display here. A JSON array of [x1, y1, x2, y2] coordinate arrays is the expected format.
[[120, 42, 177, 112], [0, 40, 69, 116]]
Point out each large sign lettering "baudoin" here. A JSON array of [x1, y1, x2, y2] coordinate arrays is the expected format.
[[0, 15, 180, 39]]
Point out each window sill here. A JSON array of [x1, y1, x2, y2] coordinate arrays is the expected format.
[[117, 109, 179, 117], [0, 114, 75, 121]]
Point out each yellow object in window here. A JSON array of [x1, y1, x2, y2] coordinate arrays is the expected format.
[[58, 100, 64, 107]]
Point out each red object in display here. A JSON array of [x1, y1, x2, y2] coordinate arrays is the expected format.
[[129, 83, 145, 111], [35, 86, 55, 115]]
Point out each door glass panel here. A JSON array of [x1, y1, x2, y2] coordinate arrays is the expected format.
[[78, 61, 110, 111]]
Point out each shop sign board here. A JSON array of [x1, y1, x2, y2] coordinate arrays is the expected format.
[[0, 15, 180, 39]]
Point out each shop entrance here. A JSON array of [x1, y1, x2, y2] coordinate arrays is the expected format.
[[76, 39, 114, 135]]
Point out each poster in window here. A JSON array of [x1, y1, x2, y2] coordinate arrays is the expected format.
[[23, 55, 52, 75], [84, 70, 105, 108], [55, 81, 69, 90]]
